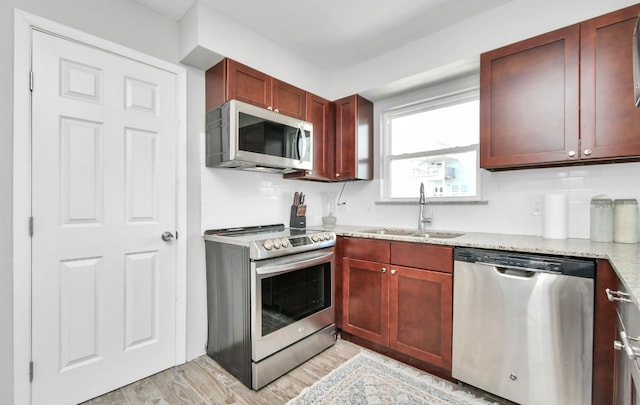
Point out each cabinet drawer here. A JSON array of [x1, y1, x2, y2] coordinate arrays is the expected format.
[[341, 237, 390, 263], [390, 242, 453, 273]]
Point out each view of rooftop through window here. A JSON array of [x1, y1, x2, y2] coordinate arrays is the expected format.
[[384, 96, 479, 200]]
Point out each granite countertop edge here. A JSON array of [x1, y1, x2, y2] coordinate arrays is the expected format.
[[317, 224, 640, 310]]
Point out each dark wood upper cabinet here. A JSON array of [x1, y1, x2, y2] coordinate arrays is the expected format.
[[205, 58, 306, 119], [481, 4, 640, 169], [284, 93, 336, 181], [480, 25, 580, 168], [580, 5, 640, 160], [206, 58, 373, 182], [334, 95, 374, 180]]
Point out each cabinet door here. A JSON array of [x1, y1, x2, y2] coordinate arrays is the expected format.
[[306, 93, 333, 179], [284, 93, 335, 180], [226, 59, 272, 109], [342, 258, 389, 346], [389, 265, 452, 370], [334, 95, 373, 180], [272, 79, 306, 119], [594, 260, 619, 404], [580, 4, 640, 160], [480, 25, 580, 168], [334, 96, 356, 179]]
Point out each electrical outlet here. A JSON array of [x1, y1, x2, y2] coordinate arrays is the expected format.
[[530, 195, 542, 215]]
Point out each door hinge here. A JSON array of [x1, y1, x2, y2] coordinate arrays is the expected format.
[[29, 361, 33, 382], [29, 217, 34, 237], [29, 71, 33, 92]]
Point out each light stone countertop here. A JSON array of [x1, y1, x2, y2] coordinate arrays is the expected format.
[[315, 224, 640, 310]]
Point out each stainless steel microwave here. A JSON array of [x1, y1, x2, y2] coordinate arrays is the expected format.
[[206, 99, 313, 173]]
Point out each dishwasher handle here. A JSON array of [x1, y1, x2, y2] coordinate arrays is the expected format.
[[476, 261, 555, 276]]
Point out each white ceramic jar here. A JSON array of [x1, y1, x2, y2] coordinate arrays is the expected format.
[[614, 199, 639, 244], [590, 195, 613, 242]]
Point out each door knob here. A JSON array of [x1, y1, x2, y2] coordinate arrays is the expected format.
[[161, 231, 174, 241]]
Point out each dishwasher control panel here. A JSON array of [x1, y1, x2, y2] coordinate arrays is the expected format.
[[454, 247, 595, 278]]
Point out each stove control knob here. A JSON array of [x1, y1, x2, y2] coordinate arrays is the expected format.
[[311, 234, 319, 242], [273, 239, 282, 249], [263, 240, 274, 250], [324, 233, 333, 240], [281, 238, 290, 248]]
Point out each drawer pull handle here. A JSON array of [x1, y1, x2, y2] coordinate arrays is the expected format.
[[614, 330, 640, 360], [606, 288, 633, 303]]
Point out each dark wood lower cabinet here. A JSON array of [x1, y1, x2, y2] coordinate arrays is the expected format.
[[340, 238, 453, 375], [389, 265, 452, 369], [342, 258, 389, 346], [594, 259, 622, 405]]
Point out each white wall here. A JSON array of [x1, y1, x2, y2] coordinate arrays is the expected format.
[[327, 163, 640, 239], [182, 0, 640, 100]]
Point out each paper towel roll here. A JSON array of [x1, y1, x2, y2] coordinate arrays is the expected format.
[[542, 193, 568, 239]]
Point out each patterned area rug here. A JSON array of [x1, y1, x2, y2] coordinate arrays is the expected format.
[[287, 350, 497, 405]]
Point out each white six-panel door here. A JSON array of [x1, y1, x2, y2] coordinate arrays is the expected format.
[[31, 30, 178, 405]]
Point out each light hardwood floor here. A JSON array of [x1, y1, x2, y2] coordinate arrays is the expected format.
[[81, 339, 362, 405], [81, 339, 510, 405]]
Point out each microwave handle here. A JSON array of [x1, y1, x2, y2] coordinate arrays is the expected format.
[[296, 124, 307, 162]]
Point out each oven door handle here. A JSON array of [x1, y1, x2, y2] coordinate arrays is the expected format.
[[255, 250, 334, 276]]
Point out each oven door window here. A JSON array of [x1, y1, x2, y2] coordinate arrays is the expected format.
[[260, 262, 331, 336]]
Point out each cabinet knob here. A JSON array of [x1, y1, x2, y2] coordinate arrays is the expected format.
[[267, 106, 273, 111], [381, 267, 387, 273], [274, 108, 279, 114], [583, 149, 592, 156], [336, 173, 341, 177], [568, 150, 576, 157], [390, 269, 397, 275]]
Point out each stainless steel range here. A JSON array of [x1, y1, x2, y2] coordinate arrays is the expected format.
[[203, 224, 336, 389]]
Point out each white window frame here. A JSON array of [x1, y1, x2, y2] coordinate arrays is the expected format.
[[381, 88, 481, 202]]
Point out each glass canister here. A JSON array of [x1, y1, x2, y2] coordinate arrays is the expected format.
[[590, 195, 613, 242], [614, 198, 639, 244]]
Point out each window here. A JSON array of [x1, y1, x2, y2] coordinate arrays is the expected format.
[[382, 90, 479, 201]]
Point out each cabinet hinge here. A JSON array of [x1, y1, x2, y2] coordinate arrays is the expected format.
[[29, 71, 33, 92], [29, 361, 33, 382], [175, 231, 179, 240], [29, 217, 34, 237]]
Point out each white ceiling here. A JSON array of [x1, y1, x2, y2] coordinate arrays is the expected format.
[[134, 0, 511, 72]]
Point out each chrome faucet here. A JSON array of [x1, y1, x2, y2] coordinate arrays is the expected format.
[[418, 182, 432, 230]]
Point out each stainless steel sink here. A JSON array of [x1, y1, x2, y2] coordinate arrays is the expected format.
[[358, 228, 464, 239]]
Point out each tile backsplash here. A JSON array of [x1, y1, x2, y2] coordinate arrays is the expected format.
[[201, 160, 640, 240]]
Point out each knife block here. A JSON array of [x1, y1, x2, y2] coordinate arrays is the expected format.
[[289, 205, 306, 229]]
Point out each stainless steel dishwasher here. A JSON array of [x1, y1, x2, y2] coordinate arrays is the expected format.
[[452, 247, 595, 405]]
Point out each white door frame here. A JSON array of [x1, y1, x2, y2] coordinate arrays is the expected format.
[[13, 9, 188, 405]]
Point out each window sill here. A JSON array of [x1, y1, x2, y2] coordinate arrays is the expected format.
[[376, 200, 488, 206]]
